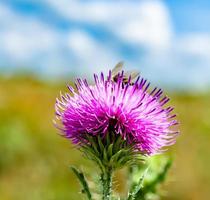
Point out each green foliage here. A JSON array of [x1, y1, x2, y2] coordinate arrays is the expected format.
[[70, 166, 92, 200], [141, 158, 172, 196], [127, 157, 172, 200], [127, 167, 148, 200]]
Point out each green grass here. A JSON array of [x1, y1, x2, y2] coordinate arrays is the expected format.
[[0, 76, 210, 200]]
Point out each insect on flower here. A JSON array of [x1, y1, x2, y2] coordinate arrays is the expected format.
[[112, 61, 140, 85], [54, 63, 179, 156], [54, 63, 179, 200]]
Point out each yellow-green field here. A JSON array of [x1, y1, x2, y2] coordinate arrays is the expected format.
[[0, 76, 210, 200]]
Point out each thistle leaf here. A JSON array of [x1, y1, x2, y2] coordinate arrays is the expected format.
[[127, 167, 148, 200], [143, 158, 172, 193], [134, 157, 173, 199], [70, 166, 92, 200]]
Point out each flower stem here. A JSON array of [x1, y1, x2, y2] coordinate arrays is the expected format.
[[101, 168, 113, 200]]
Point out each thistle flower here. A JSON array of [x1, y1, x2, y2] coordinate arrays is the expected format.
[[54, 69, 178, 156]]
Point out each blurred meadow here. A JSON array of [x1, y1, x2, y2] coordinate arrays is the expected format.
[[0, 75, 210, 200], [0, 0, 210, 200]]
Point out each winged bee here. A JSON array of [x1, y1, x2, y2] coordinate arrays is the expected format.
[[111, 61, 140, 85]]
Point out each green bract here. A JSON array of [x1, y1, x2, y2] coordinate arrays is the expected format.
[[81, 133, 144, 172]]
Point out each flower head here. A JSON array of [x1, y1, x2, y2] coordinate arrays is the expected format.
[[55, 69, 178, 155]]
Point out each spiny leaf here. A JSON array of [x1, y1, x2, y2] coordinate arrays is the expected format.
[[127, 167, 149, 200], [70, 166, 92, 200], [144, 158, 172, 193], [135, 158, 173, 199]]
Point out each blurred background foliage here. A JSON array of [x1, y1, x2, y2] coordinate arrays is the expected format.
[[0, 75, 210, 200]]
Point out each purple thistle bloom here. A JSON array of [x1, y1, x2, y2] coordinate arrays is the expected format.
[[55, 70, 178, 155]]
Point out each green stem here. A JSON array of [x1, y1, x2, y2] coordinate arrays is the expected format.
[[101, 168, 113, 200]]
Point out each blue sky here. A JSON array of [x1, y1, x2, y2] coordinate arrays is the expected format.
[[0, 0, 210, 90]]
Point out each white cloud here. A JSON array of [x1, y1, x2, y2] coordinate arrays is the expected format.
[[0, 2, 121, 76], [0, 1, 210, 90], [176, 33, 210, 58], [66, 30, 120, 76], [1, 25, 58, 61], [114, 1, 173, 49], [0, 4, 58, 60], [0, 3, 73, 76], [45, 0, 173, 49]]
